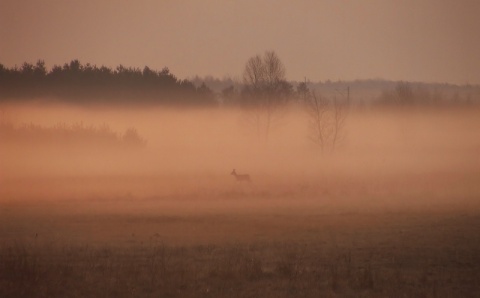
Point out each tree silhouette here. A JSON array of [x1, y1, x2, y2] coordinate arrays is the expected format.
[[240, 51, 293, 140], [305, 91, 349, 153], [0, 60, 217, 107]]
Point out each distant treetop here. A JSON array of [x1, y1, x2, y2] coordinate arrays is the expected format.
[[0, 60, 217, 107]]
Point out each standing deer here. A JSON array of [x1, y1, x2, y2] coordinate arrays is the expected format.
[[231, 169, 251, 182]]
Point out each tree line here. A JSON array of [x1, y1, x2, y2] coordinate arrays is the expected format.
[[0, 121, 146, 149], [2, 52, 477, 153], [3, 57, 472, 108], [0, 60, 216, 106]]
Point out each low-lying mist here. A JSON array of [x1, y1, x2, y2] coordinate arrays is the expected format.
[[1, 102, 479, 208], [2, 102, 480, 297]]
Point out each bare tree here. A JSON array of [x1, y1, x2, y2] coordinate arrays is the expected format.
[[331, 95, 348, 151], [306, 92, 330, 152], [243, 54, 265, 90], [305, 91, 348, 153], [241, 51, 292, 141]]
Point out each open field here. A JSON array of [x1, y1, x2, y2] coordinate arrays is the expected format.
[[1, 106, 480, 297], [1, 173, 480, 298]]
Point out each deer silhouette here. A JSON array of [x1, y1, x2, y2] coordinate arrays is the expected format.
[[231, 169, 251, 182]]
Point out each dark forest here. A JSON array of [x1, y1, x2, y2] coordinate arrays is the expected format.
[[0, 60, 216, 106]]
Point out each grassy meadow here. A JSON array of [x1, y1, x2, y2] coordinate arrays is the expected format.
[[1, 105, 480, 297]]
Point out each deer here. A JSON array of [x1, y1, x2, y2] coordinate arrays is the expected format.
[[231, 169, 251, 182]]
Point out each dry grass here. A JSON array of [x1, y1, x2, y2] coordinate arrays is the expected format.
[[1, 185, 480, 297], [1, 106, 480, 297]]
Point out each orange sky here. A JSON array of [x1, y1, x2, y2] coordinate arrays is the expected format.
[[1, 0, 479, 84]]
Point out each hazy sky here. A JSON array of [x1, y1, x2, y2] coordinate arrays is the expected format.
[[1, 0, 479, 84]]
